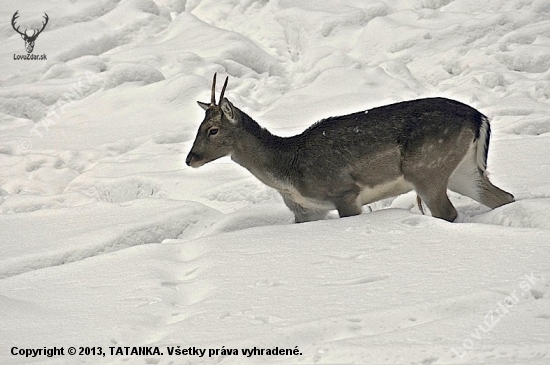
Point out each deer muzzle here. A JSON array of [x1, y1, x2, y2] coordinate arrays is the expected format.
[[185, 152, 203, 168]]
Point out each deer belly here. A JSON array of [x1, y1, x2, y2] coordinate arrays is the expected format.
[[356, 176, 414, 206]]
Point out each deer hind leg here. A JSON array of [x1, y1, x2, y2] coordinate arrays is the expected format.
[[411, 180, 457, 222], [402, 148, 463, 221], [448, 148, 515, 209], [402, 139, 466, 221], [476, 174, 515, 208]]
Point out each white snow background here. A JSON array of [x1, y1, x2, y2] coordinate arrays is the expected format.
[[0, 0, 549, 364]]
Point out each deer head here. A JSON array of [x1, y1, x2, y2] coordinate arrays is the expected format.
[[186, 74, 241, 168], [12, 11, 49, 54]]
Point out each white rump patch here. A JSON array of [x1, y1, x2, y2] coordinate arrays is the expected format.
[[477, 116, 490, 176]]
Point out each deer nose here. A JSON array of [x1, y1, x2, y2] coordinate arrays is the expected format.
[[186, 152, 197, 166]]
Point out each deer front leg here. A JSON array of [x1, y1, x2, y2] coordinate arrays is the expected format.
[[333, 192, 362, 219], [280, 193, 328, 223]]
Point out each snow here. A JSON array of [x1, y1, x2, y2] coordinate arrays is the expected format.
[[0, 0, 549, 364]]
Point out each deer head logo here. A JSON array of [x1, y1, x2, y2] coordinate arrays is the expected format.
[[12, 11, 49, 54]]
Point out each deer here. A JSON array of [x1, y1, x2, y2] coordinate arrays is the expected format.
[[12, 11, 49, 54], [186, 74, 514, 223]]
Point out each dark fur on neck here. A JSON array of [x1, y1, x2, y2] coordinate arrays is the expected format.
[[237, 108, 280, 144]]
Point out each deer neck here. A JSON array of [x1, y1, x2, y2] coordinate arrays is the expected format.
[[230, 114, 294, 188]]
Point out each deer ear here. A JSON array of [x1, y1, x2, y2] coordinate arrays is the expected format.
[[220, 98, 237, 125], [197, 101, 210, 111], [21, 34, 25, 40]]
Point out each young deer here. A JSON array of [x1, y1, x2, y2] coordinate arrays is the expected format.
[[186, 74, 514, 223]]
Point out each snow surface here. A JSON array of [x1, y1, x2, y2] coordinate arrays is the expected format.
[[0, 0, 549, 364]]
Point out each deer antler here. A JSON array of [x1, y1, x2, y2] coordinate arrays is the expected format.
[[33, 13, 49, 38], [11, 11, 25, 36], [11, 11, 49, 39], [211, 73, 217, 105], [210, 73, 230, 106], [219, 76, 229, 103]]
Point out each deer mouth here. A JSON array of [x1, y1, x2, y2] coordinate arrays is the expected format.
[[185, 153, 205, 168]]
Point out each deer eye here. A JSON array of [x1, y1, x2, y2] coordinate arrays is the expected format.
[[208, 128, 219, 136]]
